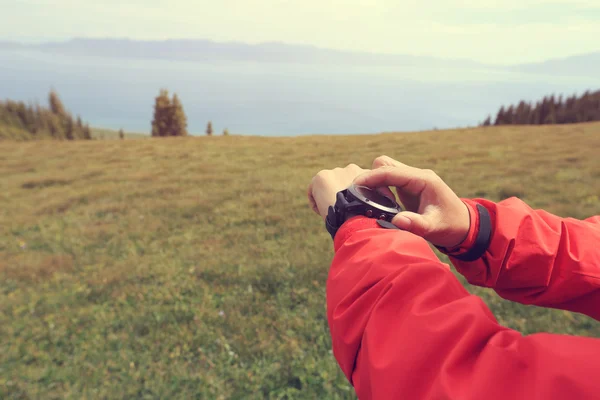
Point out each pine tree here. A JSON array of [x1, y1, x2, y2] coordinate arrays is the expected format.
[[529, 103, 541, 125], [47, 114, 63, 139], [515, 101, 530, 124], [83, 124, 92, 140], [168, 94, 188, 136], [545, 101, 557, 124], [494, 107, 506, 125], [49, 90, 67, 117], [65, 117, 75, 140], [151, 89, 171, 137], [206, 121, 213, 136], [505, 106, 515, 124], [119, 129, 125, 140]]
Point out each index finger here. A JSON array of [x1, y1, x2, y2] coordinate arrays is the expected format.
[[353, 165, 430, 195]]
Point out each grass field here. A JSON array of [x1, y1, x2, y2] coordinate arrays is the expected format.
[[2, 123, 600, 399]]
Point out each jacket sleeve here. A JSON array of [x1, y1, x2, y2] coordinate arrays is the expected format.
[[328, 217, 600, 400], [446, 197, 600, 320]]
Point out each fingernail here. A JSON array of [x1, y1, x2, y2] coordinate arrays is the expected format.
[[394, 215, 412, 229]]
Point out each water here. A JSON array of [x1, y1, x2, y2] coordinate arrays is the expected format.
[[1, 50, 598, 136]]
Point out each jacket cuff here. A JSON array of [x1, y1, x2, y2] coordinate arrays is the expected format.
[[333, 216, 380, 252], [440, 200, 480, 255], [438, 199, 492, 262]]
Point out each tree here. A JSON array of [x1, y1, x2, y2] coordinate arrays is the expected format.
[[49, 90, 67, 117], [168, 94, 188, 136], [505, 106, 515, 124], [494, 106, 506, 125], [152, 89, 171, 137], [151, 90, 188, 137], [544, 112, 557, 124], [82, 124, 92, 140], [65, 117, 75, 140], [482, 116, 491, 127], [223, 128, 230, 136], [530, 105, 541, 125], [206, 121, 213, 136], [46, 114, 63, 139], [119, 129, 125, 140], [514, 101, 530, 124]]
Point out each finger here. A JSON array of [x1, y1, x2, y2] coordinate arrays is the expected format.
[[391, 211, 433, 238], [354, 166, 430, 196], [372, 155, 407, 170]]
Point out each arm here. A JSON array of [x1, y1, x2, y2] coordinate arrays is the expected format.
[[446, 197, 600, 320], [329, 217, 600, 400]]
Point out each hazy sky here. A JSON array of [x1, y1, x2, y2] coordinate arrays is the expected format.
[[2, 0, 600, 64]]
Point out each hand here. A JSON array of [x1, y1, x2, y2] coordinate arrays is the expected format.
[[353, 156, 470, 249], [308, 164, 368, 220]]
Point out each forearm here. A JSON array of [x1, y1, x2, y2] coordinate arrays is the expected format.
[[329, 219, 600, 399], [446, 197, 600, 320]]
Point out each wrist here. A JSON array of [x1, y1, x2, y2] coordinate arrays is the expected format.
[[448, 201, 475, 250], [438, 201, 478, 253], [437, 200, 492, 262]]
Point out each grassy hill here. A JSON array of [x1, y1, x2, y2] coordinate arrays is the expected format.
[[1, 123, 600, 398]]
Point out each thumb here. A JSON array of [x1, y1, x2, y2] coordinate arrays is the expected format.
[[391, 211, 433, 238]]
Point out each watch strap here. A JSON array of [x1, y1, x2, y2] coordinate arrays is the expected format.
[[437, 204, 492, 262], [325, 188, 401, 240], [325, 206, 340, 240]]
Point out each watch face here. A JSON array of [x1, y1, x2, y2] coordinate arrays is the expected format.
[[354, 185, 397, 208]]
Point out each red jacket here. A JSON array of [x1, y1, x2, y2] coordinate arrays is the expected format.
[[327, 197, 600, 399]]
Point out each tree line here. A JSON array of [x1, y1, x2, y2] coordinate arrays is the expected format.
[[0, 91, 92, 140], [4, 87, 599, 141], [1, 88, 228, 141], [482, 90, 600, 126]]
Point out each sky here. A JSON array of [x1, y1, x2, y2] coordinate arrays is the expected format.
[[2, 0, 600, 65]]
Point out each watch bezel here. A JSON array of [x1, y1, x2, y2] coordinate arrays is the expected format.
[[346, 184, 402, 215]]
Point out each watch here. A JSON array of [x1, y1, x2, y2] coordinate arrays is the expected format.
[[325, 184, 403, 239]]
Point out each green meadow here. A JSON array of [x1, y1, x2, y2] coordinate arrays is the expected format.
[[2, 123, 600, 398]]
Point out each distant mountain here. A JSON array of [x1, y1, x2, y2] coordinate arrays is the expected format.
[[0, 41, 24, 50], [0, 38, 485, 68], [2, 38, 599, 77], [512, 52, 600, 78]]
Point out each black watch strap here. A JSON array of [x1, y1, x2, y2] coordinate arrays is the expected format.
[[325, 206, 340, 240], [438, 204, 492, 262], [324, 187, 402, 240]]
